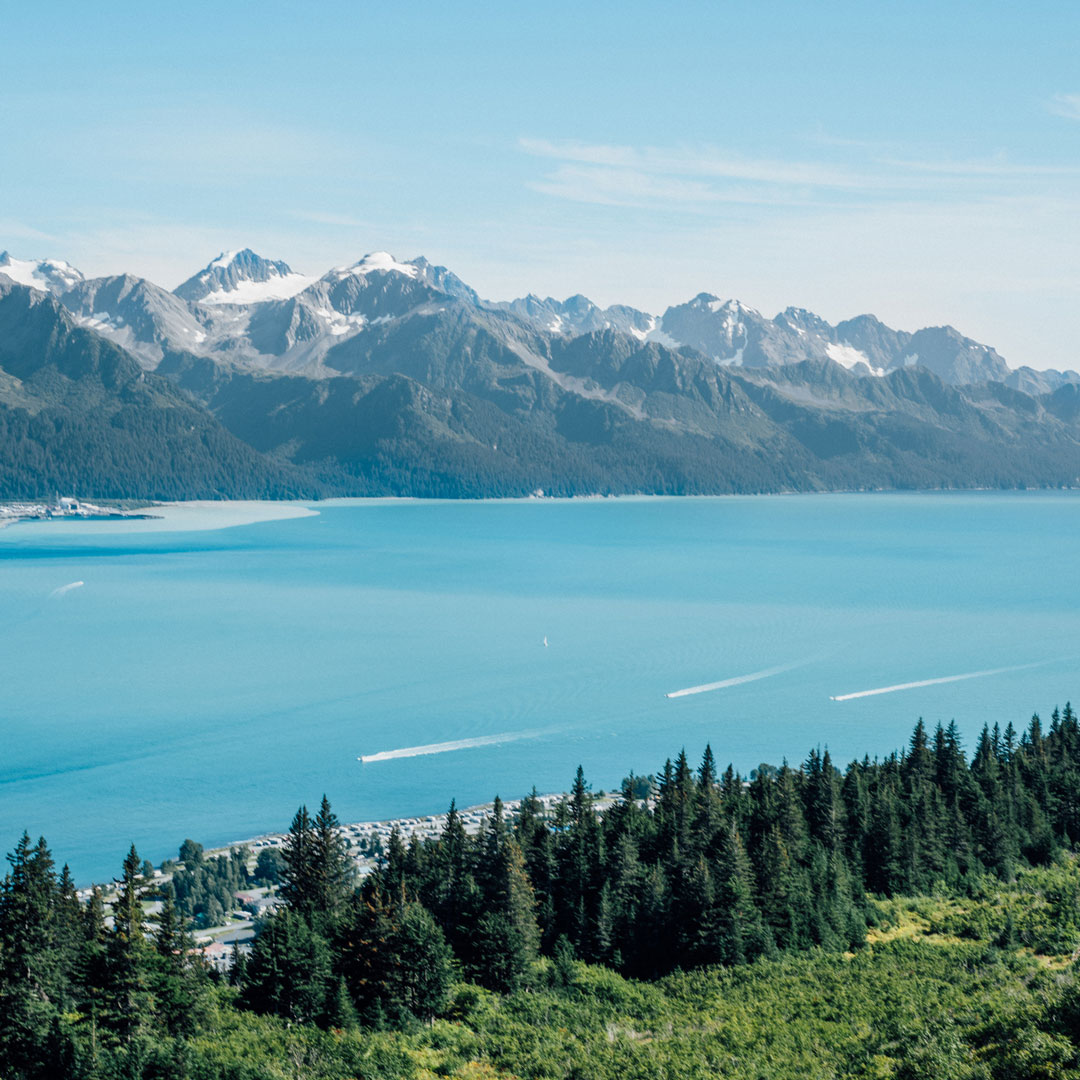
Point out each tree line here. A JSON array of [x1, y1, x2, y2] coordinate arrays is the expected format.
[[2, 709, 1080, 1077]]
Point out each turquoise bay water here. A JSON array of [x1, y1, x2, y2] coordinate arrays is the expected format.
[[2, 493, 1079, 884]]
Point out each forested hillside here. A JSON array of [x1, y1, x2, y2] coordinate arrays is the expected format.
[[0, 285, 323, 500], [5, 709, 1080, 1078]]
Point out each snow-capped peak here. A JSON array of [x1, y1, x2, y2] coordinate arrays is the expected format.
[[175, 248, 315, 305], [687, 293, 754, 318], [328, 251, 420, 281], [209, 250, 240, 269], [0, 251, 84, 294]]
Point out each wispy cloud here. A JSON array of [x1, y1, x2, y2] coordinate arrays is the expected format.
[[1048, 93, 1080, 120], [520, 135, 1080, 214], [879, 155, 1080, 177], [520, 137, 870, 190], [528, 165, 808, 210], [0, 220, 59, 247]]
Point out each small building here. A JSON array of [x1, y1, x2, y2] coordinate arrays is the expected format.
[[201, 941, 243, 973], [251, 895, 283, 917]]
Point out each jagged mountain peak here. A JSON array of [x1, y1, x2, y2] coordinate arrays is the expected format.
[[562, 293, 598, 309], [175, 249, 313, 305], [320, 251, 482, 304], [0, 243, 1047, 390], [684, 293, 755, 315], [407, 257, 480, 304], [899, 325, 1009, 384], [776, 307, 832, 337]]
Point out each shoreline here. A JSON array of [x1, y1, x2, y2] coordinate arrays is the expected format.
[[212, 790, 580, 864], [5, 488, 1078, 539], [176, 790, 622, 947], [75, 793, 604, 940]]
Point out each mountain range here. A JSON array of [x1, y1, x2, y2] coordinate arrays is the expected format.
[[2, 246, 1080, 499]]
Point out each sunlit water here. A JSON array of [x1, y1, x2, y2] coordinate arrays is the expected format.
[[2, 493, 1078, 883]]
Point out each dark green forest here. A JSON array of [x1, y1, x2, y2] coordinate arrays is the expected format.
[[5, 709, 1080, 1078]]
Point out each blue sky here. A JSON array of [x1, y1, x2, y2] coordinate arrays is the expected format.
[[3, 0, 1079, 368]]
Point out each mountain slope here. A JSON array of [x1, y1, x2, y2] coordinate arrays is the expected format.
[[0, 284, 321, 500], [161, 320, 1080, 499], [61, 274, 209, 368], [3, 246, 1080, 500]]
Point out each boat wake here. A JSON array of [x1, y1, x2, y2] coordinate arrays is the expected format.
[[49, 580, 84, 599], [829, 659, 1056, 702], [666, 660, 804, 699], [359, 729, 545, 764]]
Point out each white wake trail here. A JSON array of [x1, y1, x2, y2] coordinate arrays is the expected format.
[[359, 730, 543, 764], [666, 661, 801, 700], [49, 581, 84, 598], [830, 660, 1055, 702]]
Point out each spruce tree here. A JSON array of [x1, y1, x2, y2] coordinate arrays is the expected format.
[[384, 902, 453, 1023], [312, 795, 353, 924], [101, 845, 156, 1061], [712, 823, 770, 965], [0, 834, 77, 1079], [280, 805, 316, 914], [242, 907, 332, 1025]]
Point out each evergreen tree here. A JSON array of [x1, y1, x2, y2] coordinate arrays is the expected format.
[[711, 823, 770, 965], [0, 834, 77, 1079], [243, 908, 332, 1025], [312, 795, 353, 924], [101, 844, 157, 1067], [279, 805, 317, 915], [471, 839, 540, 991], [151, 890, 205, 1037], [755, 825, 797, 947], [384, 902, 453, 1023], [76, 887, 109, 1068], [335, 890, 398, 1025]]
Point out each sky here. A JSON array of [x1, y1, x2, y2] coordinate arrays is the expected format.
[[2, 0, 1079, 369]]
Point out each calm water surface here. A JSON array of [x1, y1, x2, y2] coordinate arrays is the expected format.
[[2, 493, 1079, 882]]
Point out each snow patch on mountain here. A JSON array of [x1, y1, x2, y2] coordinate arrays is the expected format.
[[0, 253, 84, 294], [313, 307, 370, 336], [2, 242, 1033, 389], [645, 323, 681, 349], [175, 249, 305, 304], [629, 315, 659, 342], [200, 273, 316, 305], [78, 312, 124, 334], [327, 252, 419, 281], [826, 342, 883, 376]]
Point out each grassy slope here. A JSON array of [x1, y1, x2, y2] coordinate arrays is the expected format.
[[186, 859, 1080, 1080]]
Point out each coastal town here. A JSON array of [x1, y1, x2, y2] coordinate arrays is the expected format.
[[81, 792, 619, 973], [0, 496, 154, 526]]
